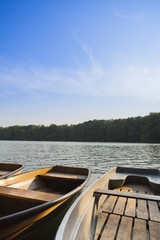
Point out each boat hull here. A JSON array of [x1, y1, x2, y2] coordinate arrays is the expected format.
[[55, 168, 115, 240], [5, 192, 79, 240]]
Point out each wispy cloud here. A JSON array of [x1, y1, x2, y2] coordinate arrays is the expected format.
[[72, 32, 103, 76], [106, 64, 160, 100], [0, 35, 160, 101], [114, 10, 145, 23], [0, 60, 160, 101]]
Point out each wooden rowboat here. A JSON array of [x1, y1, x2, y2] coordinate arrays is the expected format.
[[0, 163, 23, 179], [55, 166, 160, 240], [0, 165, 90, 239]]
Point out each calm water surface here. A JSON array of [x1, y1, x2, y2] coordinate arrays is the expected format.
[[0, 141, 160, 186]]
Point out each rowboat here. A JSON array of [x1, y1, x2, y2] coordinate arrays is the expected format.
[[0, 165, 90, 239], [55, 166, 160, 240], [0, 163, 23, 179]]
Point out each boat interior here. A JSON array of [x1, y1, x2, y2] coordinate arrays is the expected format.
[[93, 167, 160, 240], [0, 166, 88, 217], [108, 166, 160, 194], [0, 163, 23, 177]]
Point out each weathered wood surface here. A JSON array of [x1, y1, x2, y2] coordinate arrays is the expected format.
[[40, 172, 87, 181], [148, 201, 160, 222], [103, 196, 117, 213], [94, 185, 160, 240], [125, 198, 136, 217], [94, 212, 108, 240], [149, 221, 160, 240], [132, 218, 147, 240], [95, 214, 160, 240], [94, 189, 160, 202], [137, 199, 148, 220], [0, 186, 61, 203], [113, 197, 126, 215], [116, 216, 133, 240], [100, 214, 120, 240]]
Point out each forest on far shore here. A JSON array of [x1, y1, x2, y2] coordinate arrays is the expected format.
[[0, 112, 160, 143]]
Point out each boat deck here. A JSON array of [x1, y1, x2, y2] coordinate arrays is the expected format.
[[94, 184, 160, 240]]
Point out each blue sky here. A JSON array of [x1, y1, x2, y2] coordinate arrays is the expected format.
[[0, 0, 160, 126]]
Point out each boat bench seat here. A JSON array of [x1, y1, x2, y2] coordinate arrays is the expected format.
[[0, 186, 60, 204], [39, 172, 86, 181], [94, 188, 160, 202]]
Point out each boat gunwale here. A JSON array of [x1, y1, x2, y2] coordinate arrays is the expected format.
[[55, 167, 116, 240]]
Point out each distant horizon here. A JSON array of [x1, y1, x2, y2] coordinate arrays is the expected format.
[[0, 112, 157, 128], [1, 1, 160, 127]]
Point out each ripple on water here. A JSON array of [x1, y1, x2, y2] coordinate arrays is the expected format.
[[0, 141, 160, 185]]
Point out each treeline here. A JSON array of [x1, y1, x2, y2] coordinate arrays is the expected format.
[[0, 113, 160, 143]]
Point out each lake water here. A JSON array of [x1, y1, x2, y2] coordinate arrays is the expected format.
[[0, 141, 160, 186]]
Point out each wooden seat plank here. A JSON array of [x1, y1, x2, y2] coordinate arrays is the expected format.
[[94, 188, 160, 239], [149, 221, 160, 240], [94, 212, 108, 240], [101, 214, 120, 240], [148, 201, 160, 222], [113, 187, 129, 215], [132, 218, 147, 240], [125, 198, 136, 217], [40, 172, 86, 181], [113, 197, 127, 215], [0, 186, 61, 203], [94, 189, 160, 202], [137, 200, 148, 220], [102, 196, 117, 213], [116, 216, 133, 240]]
